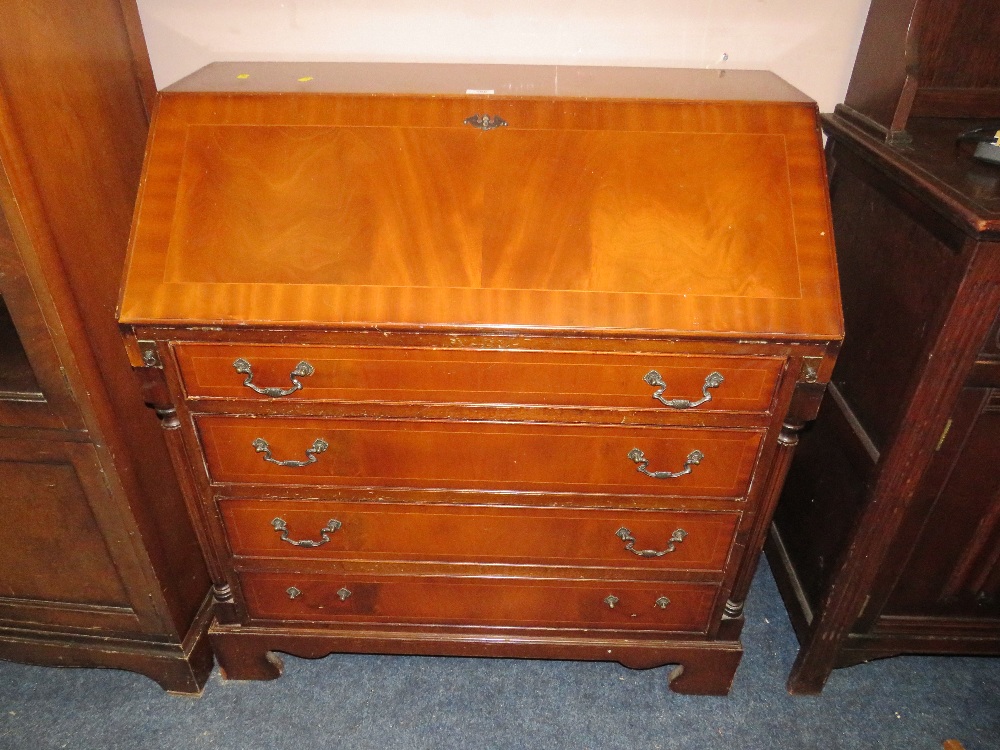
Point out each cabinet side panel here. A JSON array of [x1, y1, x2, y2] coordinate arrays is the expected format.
[[772, 391, 874, 608], [772, 133, 966, 623], [826, 143, 963, 452]]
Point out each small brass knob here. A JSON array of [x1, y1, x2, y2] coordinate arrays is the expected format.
[[604, 595, 620, 609], [286, 586, 302, 600], [337, 587, 352, 602], [655, 596, 671, 609]]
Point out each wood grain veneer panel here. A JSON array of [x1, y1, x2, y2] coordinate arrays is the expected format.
[[197, 416, 763, 497], [175, 343, 783, 414], [220, 499, 741, 571], [163, 125, 798, 299], [165, 125, 483, 287], [481, 130, 799, 298], [240, 571, 718, 632]]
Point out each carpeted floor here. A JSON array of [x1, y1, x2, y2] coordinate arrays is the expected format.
[[0, 560, 996, 750]]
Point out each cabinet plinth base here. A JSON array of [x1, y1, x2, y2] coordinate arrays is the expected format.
[[0, 618, 213, 696], [210, 622, 743, 695]]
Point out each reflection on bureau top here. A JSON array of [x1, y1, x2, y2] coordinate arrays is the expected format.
[[119, 62, 841, 342]]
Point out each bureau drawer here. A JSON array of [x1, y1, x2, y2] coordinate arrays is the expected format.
[[220, 498, 741, 571], [239, 571, 719, 633], [198, 417, 764, 497], [174, 343, 783, 414]]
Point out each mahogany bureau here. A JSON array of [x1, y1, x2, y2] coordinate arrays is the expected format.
[[117, 62, 843, 695]]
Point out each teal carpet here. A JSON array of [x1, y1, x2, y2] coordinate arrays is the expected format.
[[0, 561, 996, 750]]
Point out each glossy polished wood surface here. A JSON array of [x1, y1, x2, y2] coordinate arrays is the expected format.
[[220, 498, 740, 571], [120, 67, 841, 340], [198, 416, 763, 497], [240, 571, 718, 633], [176, 343, 783, 414], [166, 127, 797, 296]]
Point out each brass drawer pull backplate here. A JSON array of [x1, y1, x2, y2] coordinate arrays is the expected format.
[[271, 516, 342, 547], [233, 357, 314, 397], [644, 370, 724, 409], [253, 437, 329, 467], [615, 526, 688, 557], [628, 448, 703, 479]]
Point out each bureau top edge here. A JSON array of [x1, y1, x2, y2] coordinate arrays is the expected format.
[[164, 62, 815, 104], [118, 319, 844, 345]]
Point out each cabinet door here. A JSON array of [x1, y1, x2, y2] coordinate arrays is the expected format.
[[0, 437, 149, 635], [882, 387, 1000, 620]]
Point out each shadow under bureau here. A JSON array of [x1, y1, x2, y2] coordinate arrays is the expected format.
[[117, 62, 843, 695]]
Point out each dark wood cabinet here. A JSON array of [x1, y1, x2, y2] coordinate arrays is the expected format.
[[0, 0, 212, 693], [767, 0, 1000, 695], [840, 0, 1000, 140], [118, 62, 843, 695]]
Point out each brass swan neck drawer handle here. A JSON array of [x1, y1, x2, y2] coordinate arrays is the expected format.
[[615, 527, 688, 557], [271, 516, 342, 547], [628, 448, 703, 479], [253, 437, 329, 467], [233, 357, 315, 397], [644, 370, 724, 409], [464, 114, 507, 131]]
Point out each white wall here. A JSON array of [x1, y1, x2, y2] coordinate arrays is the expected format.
[[136, 0, 871, 113]]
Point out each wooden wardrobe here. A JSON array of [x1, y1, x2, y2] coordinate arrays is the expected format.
[[0, 0, 212, 693]]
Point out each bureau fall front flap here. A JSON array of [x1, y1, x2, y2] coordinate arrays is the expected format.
[[119, 62, 840, 341]]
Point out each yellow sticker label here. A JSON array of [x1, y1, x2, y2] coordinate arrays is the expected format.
[[236, 73, 250, 79], [298, 76, 314, 82]]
